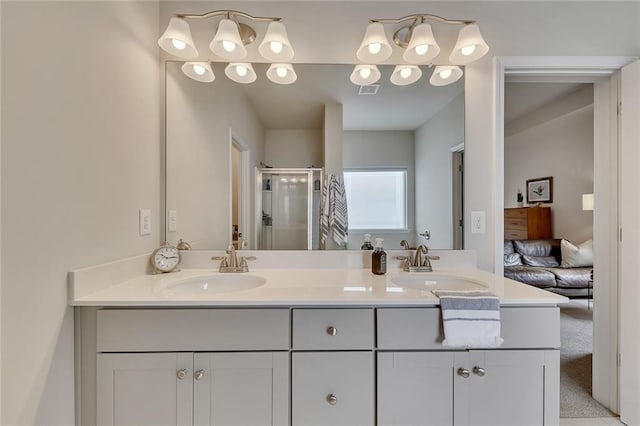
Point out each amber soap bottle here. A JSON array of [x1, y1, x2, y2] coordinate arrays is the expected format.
[[372, 238, 387, 275]]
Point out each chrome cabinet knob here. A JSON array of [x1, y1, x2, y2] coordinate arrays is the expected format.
[[326, 326, 338, 336], [194, 369, 205, 380], [176, 369, 188, 380], [326, 394, 338, 405], [473, 366, 486, 376], [457, 368, 470, 378]]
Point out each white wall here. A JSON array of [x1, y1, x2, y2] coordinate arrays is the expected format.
[[415, 94, 465, 249], [166, 62, 265, 249], [343, 130, 415, 249], [505, 86, 594, 244], [265, 129, 322, 168], [1, 2, 161, 424]]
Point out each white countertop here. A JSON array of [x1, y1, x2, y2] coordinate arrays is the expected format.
[[69, 267, 567, 307]]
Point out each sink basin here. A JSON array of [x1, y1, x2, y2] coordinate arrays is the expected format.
[[155, 274, 266, 297], [388, 274, 486, 291]]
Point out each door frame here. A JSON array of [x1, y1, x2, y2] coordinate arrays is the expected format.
[[230, 129, 251, 249], [493, 56, 636, 415], [451, 142, 464, 250]]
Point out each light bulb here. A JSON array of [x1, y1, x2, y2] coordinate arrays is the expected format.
[[193, 64, 206, 76], [400, 68, 412, 79], [276, 67, 287, 78], [359, 68, 372, 79], [222, 40, 236, 52], [439, 69, 452, 79], [270, 41, 283, 54], [368, 43, 381, 54], [236, 65, 248, 77], [461, 44, 476, 56], [171, 39, 186, 50], [415, 44, 429, 56]]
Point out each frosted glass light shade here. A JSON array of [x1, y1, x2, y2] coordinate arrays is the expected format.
[[225, 63, 257, 84], [210, 19, 248, 60], [356, 22, 393, 63], [390, 65, 422, 86], [266, 64, 297, 84], [158, 17, 198, 59], [429, 65, 463, 86], [259, 21, 294, 61], [449, 24, 489, 64], [403, 23, 440, 64], [181, 62, 215, 83], [582, 193, 594, 211], [350, 65, 381, 85]]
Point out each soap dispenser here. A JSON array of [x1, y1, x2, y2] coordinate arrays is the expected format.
[[361, 233, 374, 250], [372, 238, 387, 275]]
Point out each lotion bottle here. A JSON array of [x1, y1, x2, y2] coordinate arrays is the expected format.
[[372, 238, 386, 275], [361, 233, 374, 250]]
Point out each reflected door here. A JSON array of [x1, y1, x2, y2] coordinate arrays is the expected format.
[[272, 173, 309, 249]]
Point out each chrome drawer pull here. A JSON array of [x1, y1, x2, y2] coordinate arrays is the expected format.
[[326, 394, 338, 405], [194, 369, 205, 380], [176, 369, 188, 380], [326, 326, 338, 336], [457, 368, 470, 378], [473, 366, 486, 376]]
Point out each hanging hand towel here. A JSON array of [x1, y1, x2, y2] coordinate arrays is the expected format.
[[320, 174, 349, 247], [432, 289, 504, 348]]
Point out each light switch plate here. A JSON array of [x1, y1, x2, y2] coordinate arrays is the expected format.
[[471, 211, 486, 234], [168, 210, 177, 232], [139, 209, 151, 236]]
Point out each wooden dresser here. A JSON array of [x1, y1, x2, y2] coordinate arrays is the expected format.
[[504, 207, 552, 240]]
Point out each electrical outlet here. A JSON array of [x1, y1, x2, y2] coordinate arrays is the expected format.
[[471, 211, 486, 234], [139, 209, 151, 236], [168, 210, 177, 232]]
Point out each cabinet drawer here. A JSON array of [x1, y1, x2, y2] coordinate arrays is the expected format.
[[505, 208, 527, 219], [377, 307, 560, 349], [292, 352, 374, 426], [293, 309, 374, 350], [97, 309, 290, 352], [505, 230, 527, 239], [505, 219, 526, 229]]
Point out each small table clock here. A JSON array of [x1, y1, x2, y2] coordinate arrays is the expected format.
[[150, 241, 181, 274]]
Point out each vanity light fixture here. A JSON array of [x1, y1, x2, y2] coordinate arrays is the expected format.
[[158, 10, 296, 84], [352, 13, 489, 87], [266, 63, 297, 84], [350, 64, 381, 85]]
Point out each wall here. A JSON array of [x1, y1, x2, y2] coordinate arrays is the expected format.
[[166, 62, 265, 249], [415, 94, 465, 249], [1, 2, 161, 425], [265, 129, 322, 168], [343, 130, 415, 248], [504, 86, 594, 244]]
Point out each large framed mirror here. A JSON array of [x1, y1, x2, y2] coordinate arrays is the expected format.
[[165, 61, 464, 250]]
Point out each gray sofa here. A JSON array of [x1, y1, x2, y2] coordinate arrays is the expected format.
[[503, 239, 593, 298]]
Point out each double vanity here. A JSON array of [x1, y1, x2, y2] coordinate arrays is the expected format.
[[71, 250, 566, 426]]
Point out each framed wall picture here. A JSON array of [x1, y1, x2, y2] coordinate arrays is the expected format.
[[526, 176, 553, 204]]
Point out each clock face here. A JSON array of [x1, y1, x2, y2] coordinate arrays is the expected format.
[[152, 245, 180, 272]]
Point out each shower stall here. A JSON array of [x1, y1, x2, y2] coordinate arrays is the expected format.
[[256, 168, 323, 250]]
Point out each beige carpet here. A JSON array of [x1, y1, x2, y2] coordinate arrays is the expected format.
[[560, 300, 615, 418]]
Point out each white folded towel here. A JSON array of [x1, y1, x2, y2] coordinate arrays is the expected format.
[[320, 174, 348, 247], [432, 290, 504, 348]]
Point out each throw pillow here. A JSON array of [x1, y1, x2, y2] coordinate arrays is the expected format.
[[522, 255, 559, 267], [561, 239, 594, 267], [504, 252, 522, 266]]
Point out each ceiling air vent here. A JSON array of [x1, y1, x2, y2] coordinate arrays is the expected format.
[[358, 84, 380, 95]]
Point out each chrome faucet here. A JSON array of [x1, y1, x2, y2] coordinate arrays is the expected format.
[[396, 243, 440, 272], [212, 245, 256, 273]]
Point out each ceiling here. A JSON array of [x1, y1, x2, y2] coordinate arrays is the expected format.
[[504, 82, 587, 125]]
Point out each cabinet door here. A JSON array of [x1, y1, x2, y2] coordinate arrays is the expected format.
[[193, 352, 289, 426], [97, 353, 193, 426], [378, 352, 455, 426], [292, 352, 374, 426], [454, 350, 546, 426]]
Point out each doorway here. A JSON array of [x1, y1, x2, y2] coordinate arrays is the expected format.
[[230, 131, 251, 249], [451, 146, 464, 249]]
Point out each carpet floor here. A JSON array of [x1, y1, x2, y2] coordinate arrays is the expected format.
[[560, 300, 614, 418]]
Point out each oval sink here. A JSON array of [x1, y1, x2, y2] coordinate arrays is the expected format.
[[388, 274, 486, 291], [155, 274, 266, 297]]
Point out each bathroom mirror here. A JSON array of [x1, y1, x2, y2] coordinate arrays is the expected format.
[[165, 62, 464, 251]]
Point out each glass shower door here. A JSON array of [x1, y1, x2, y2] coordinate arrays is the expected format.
[[271, 173, 309, 249]]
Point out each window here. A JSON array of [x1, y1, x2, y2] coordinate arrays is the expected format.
[[343, 170, 407, 230]]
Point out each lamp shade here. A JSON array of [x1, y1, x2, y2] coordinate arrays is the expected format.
[[390, 65, 422, 86], [266, 63, 297, 84], [356, 22, 393, 63], [403, 23, 440, 64], [158, 17, 198, 59], [429, 65, 463, 86], [259, 21, 294, 61], [181, 62, 215, 83], [225, 63, 257, 84], [349, 65, 381, 85], [210, 19, 248, 61], [449, 24, 489, 64], [582, 193, 594, 211]]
